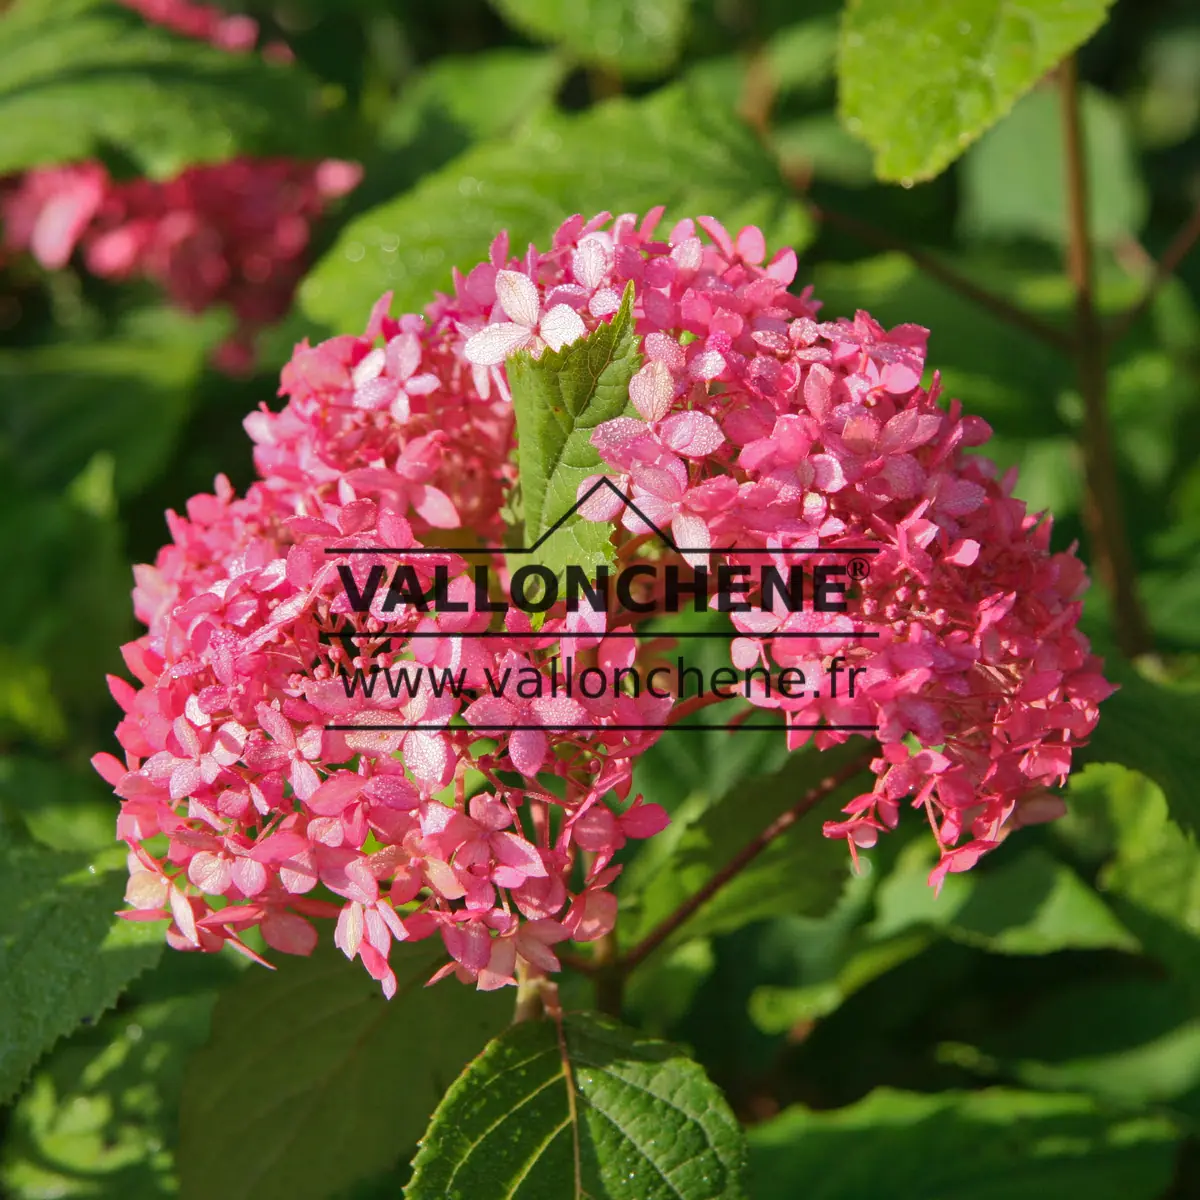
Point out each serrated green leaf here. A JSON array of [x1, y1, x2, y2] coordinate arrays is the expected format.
[[619, 741, 869, 954], [0, 835, 164, 1105], [177, 941, 509, 1200], [301, 83, 811, 329], [838, 0, 1116, 182], [0, 0, 332, 177], [407, 1012, 746, 1200], [508, 281, 640, 580], [747, 1087, 1179, 1200], [489, 0, 691, 79], [961, 85, 1146, 244]]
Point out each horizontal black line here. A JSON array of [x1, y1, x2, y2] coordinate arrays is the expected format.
[[325, 546, 883, 556], [319, 630, 879, 640], [326, 723, 877, 732]]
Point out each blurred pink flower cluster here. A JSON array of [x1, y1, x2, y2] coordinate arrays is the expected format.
[[0, 0, 353, 372], [95, 208, 1110, 995]]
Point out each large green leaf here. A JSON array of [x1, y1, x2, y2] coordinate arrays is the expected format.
[[619, 741, 869, 954], [747, 1087, 1179, 1199], [0, 991, 217, 1198], [301, 83, 811, 329], [508, 282, 640, 581], [1077, 657, 1200, 839], [407, 1012, 746, 1199], [838, 0, 1116, 182], [960, 85, 1146, 245], [0, 322, 208, 499], [870, 841, 1138, 955], [0, 0, 333, 176], [489, 0, 691, 79], [0, 832, 163, 1105], [177, 942, 509, 1200], [1063, 763, 1200, 995]]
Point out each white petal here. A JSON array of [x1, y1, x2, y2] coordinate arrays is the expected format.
[[463, 322, 535, 367], [540, 304, 587, 353], [494, 269, 541, 327]]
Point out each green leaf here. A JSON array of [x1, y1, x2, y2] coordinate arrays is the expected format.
[[944, 976, 1200, 1111], [838, 0, 1116, 183], [619, 741, 869, 954], [489, 0, 691, 79], [960, 85, 1146, 244], [747, 1087, 1179, 1200], [870, 841, 1138, 955], [508, 282, 640, 580], [0, 321, 208, 498], [1077, 657, 1200, 839], [750, 929, 932, 1033], [0, 834, 164, 1105], [382, 50, 567, 147], [0, 990, 218, 1198], [1063, 763, 1200, 995], [406, 1012, 746, 1199], [0, 0, 332, 177], [177, 941, 509, 1200], [301, 83, 811, 330]]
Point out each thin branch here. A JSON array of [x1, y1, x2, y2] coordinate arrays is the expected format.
[[1059, 56, 1153, 657], [1108, 201, 1200, 345], [807, 202, 1074, 354], [617, 746, 875, 973]]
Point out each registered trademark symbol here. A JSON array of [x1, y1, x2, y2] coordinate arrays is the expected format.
[[848, 557, 871, 582]]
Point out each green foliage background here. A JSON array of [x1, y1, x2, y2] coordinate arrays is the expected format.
[[1, 0, 1199, 1195]]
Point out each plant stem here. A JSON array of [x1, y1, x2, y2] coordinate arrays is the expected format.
[[1059, 56, 1153, 658], [1108, 200, 1200, 344], [617, 747, 874, 973], [513, 959, 546, 1023], [806, 202, 1073, 353]]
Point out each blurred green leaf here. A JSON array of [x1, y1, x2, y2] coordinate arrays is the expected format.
[[0, 990, 216, 1198], [960, 85, 1147, 245], [489, 0, 690, 79], [508, 282, 638, 581], [0, 0, 335, 177], [382, 50, 566, 147], [0, 831, 163, 1105], [766, 16, 838, 96], [747, 1087, 1179, 1199], [838, 0, 1116, 182], [619, 741, 867, 954], [177, 941, 509, 1200], [0, 323, 207, 498], [1063, 763, 1200, 995], [871, 841, 1138, 955], [0, 755, 118, 852], [407, 1012, 746, 1200], [945, 976, 1200, 1112], [302, 83, 811, 328], [1078, 658, 1200, 839]]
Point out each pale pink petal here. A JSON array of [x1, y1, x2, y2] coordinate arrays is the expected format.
[[629, 360, 675, 423], [494, 269, 541, 327], [463, 322, 534, 367], [539, 304, 587, 352]]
